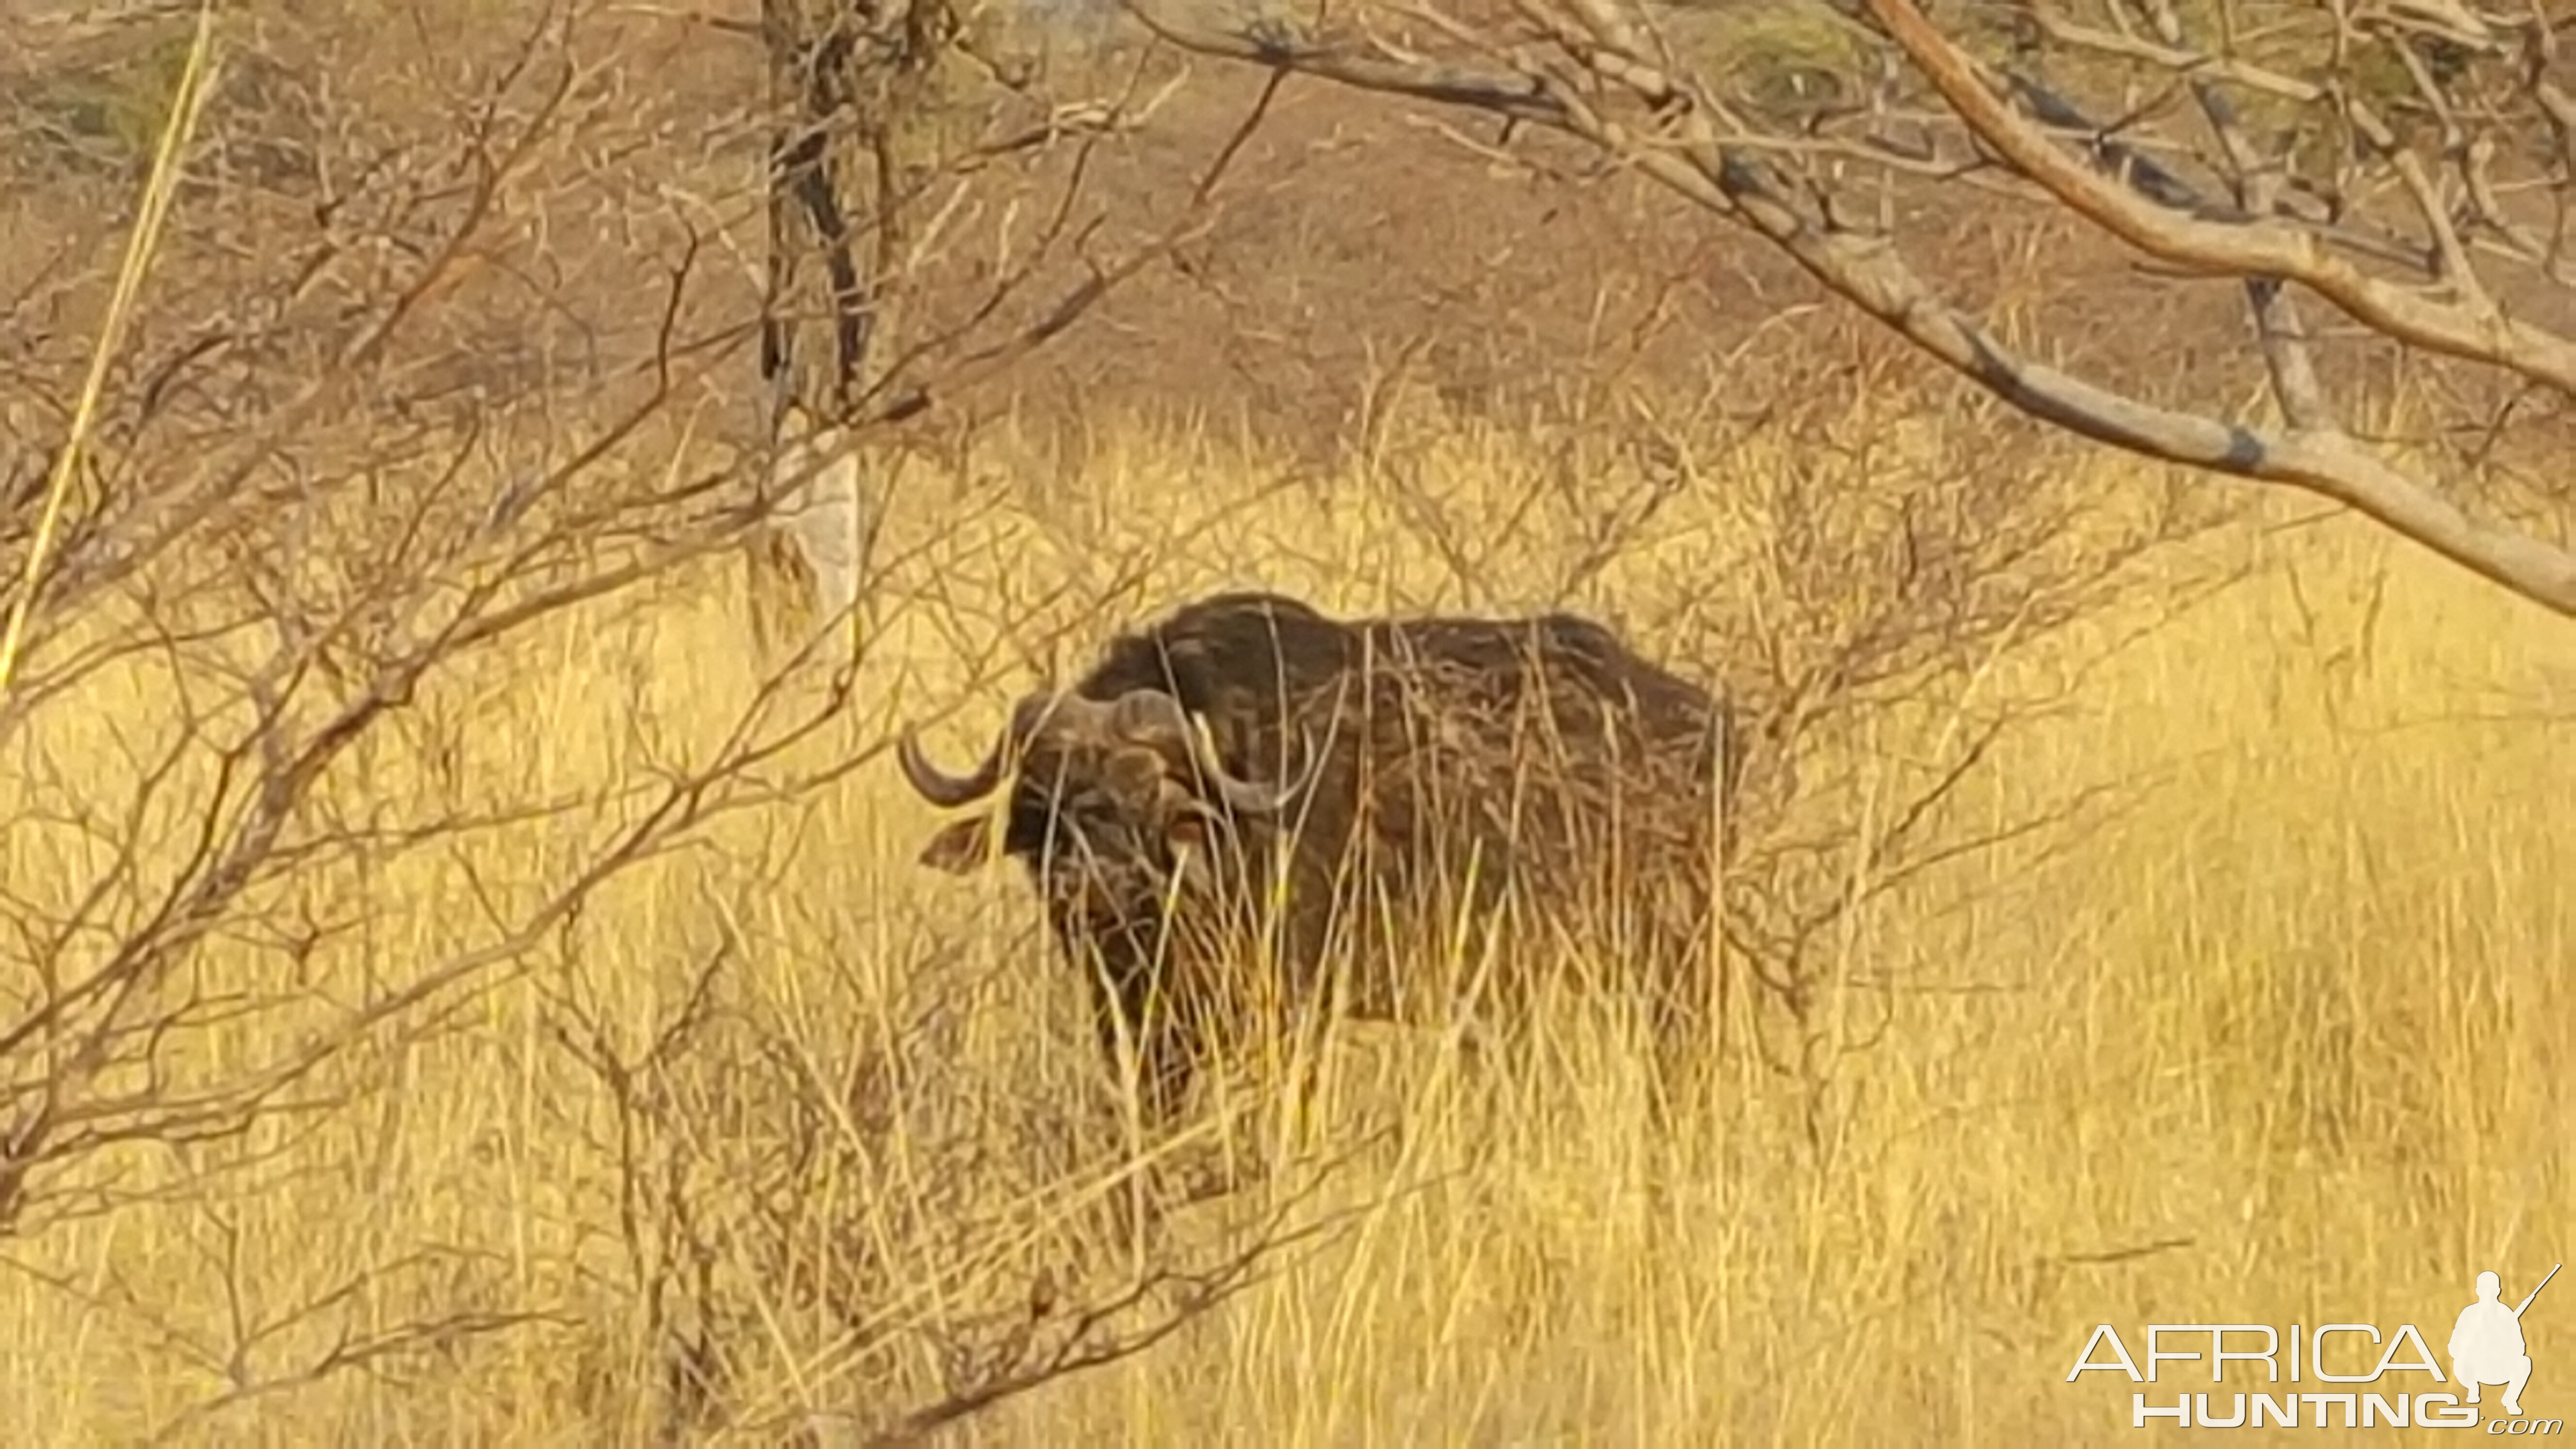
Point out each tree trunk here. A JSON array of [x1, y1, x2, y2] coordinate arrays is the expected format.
[[752, 0, 950, 661]]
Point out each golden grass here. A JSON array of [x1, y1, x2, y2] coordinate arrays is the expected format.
[[0, 413, 2567, 1446]]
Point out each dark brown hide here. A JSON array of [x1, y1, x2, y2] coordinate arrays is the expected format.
[[900, 591, 1738, 1120]]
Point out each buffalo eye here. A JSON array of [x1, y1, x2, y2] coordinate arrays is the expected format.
[[1102, 748, 1167, 802]]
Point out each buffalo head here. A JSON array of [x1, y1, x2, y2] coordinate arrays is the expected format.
[[897, 687, 1315, 930]]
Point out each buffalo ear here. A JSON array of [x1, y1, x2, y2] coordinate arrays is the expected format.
[[919, 816, 998, 874]]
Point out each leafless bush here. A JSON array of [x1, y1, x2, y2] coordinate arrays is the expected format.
[[0, 0, 1355, 1433], [1301, 317, 2236, 1133], [534, 909, 1379, 1442], [1696, 350, 2231, 1117]]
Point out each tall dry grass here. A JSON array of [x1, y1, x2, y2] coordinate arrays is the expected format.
[[0, 409, 2566, 1446]]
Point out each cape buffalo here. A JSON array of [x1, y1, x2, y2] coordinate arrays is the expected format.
[[897, 590, 1738, 1121]]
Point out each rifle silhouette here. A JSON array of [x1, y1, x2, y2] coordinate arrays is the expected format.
[[2515, 1264, 2561, 1318]]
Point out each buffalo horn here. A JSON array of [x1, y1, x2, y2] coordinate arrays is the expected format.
[[897, 692, 1106, 807], [1109, 689, 1314, 816]]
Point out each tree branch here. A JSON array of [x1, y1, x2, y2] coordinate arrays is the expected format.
[[1121, 0, 2576, 615]]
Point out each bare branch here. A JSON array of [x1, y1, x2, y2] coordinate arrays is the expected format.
[[1121, 0, 2576, 615]]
